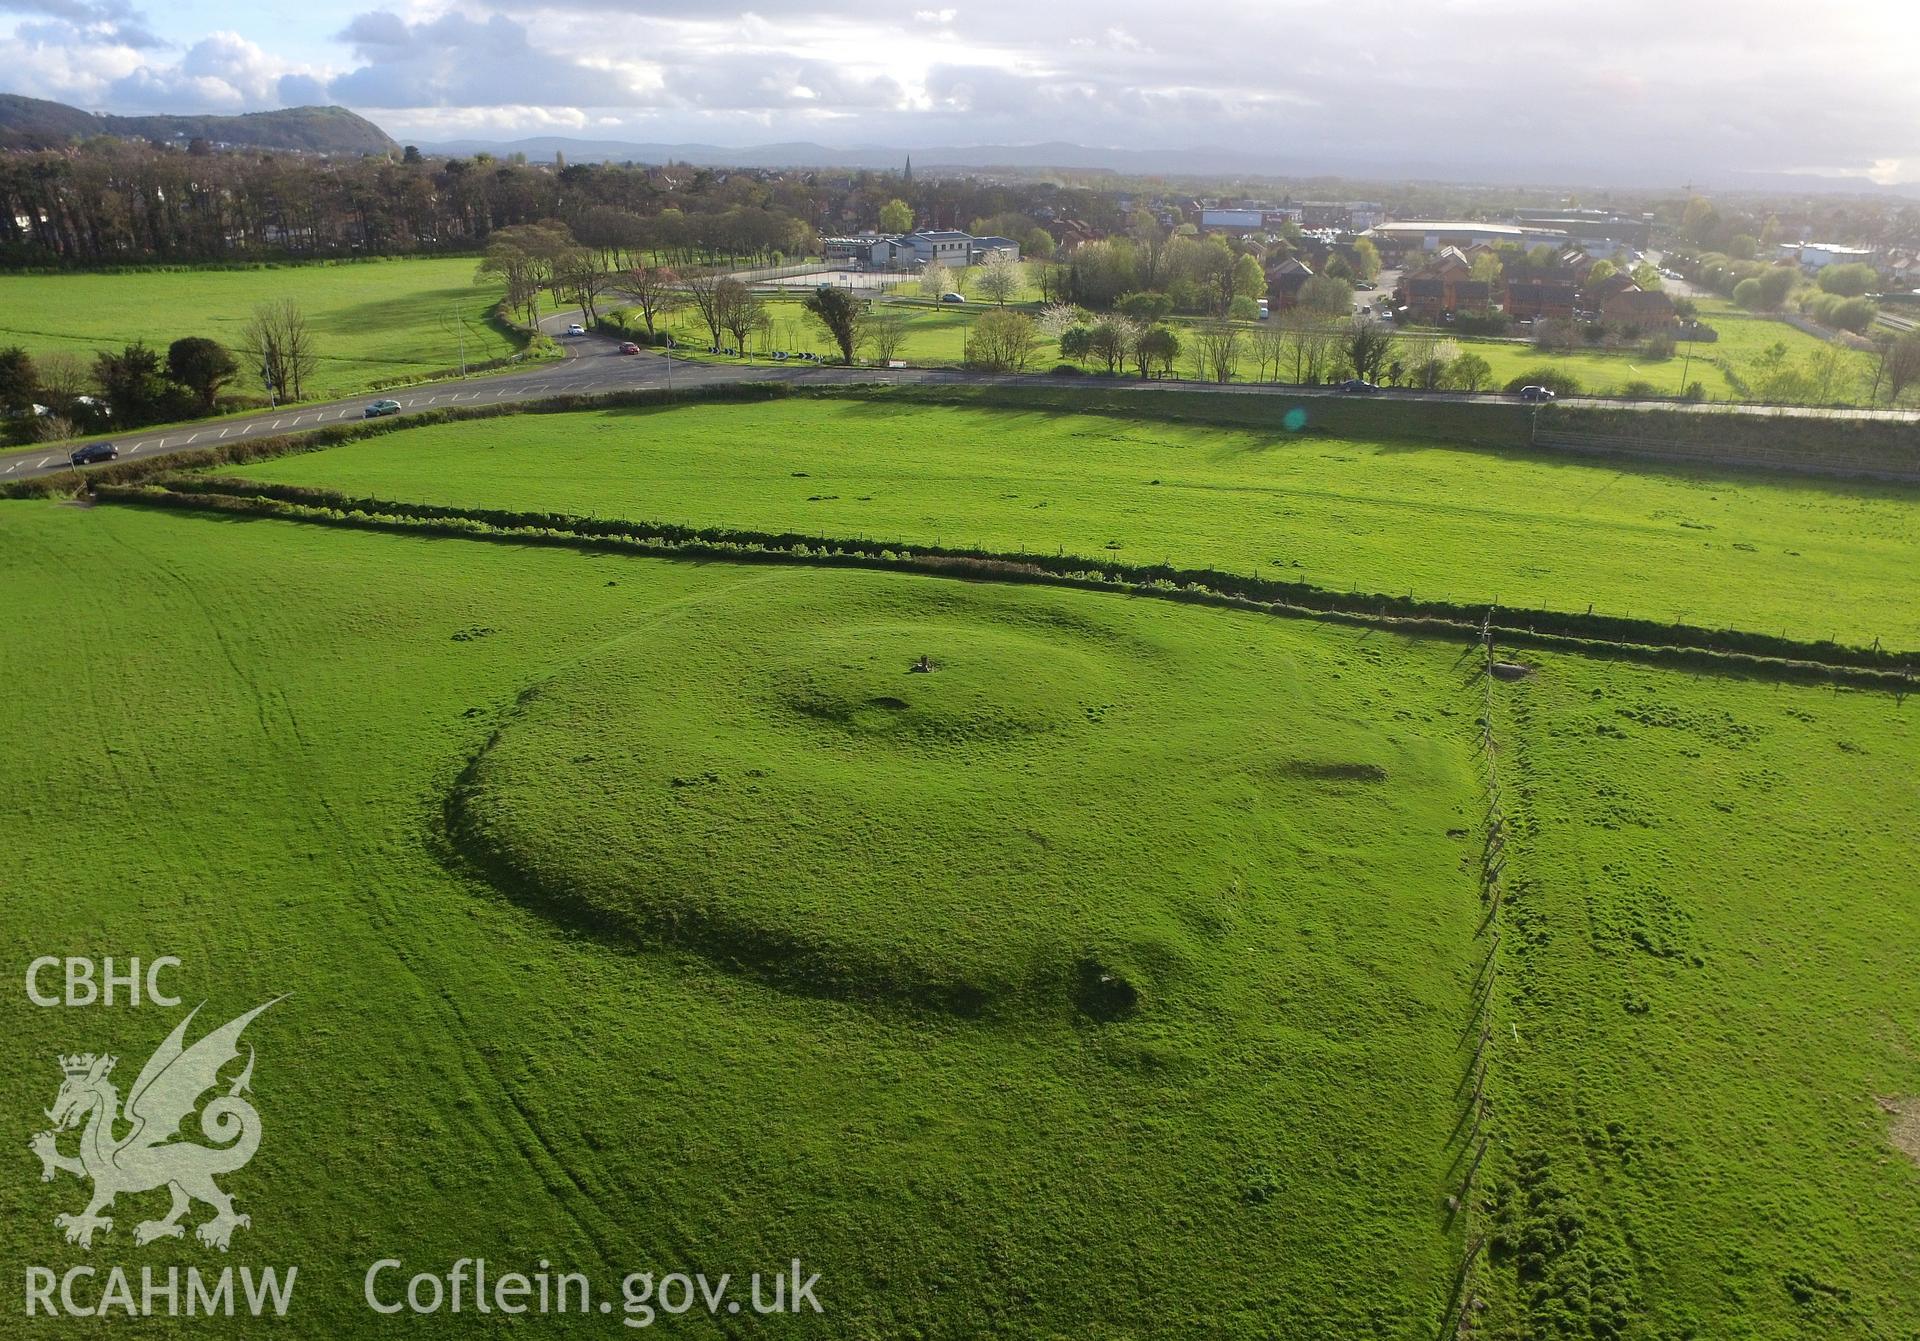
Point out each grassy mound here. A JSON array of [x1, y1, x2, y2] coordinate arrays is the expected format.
[[449, 575, 1466, 1019], [0, 503, 1487, 1334]]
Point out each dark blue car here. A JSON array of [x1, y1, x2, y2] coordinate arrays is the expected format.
[[69, 442, 118, 466]]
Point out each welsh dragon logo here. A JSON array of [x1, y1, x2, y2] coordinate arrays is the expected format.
[[29, 999, 280, 1252]]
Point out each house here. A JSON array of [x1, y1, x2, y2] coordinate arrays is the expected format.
[[1583, 271, 1637, 308], [1400, 247, 1492, 320], [1264, 258, 1315, 311], [1504, 276, 1579, 322], [1601, 288, 1679, 331]]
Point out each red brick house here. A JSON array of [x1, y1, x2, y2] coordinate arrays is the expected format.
[[1504, 276, 1579, 322], [1400, 248, 1492, 321], [1265, 257, 1315, 311], [1601, 288, 1679, 331]]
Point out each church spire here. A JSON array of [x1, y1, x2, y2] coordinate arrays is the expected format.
[[903, 154, 913, 183]]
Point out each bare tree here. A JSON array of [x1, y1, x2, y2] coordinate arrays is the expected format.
[[238, 299, 319, 402], [555, 248, 616, 324], [1880, 332, 1920, 404], [1343, 317, 1395, 384], [963, 310, 1038, 371], [681, 270, 726, 348], [861, 308, 911, 363], [1087, 317, 1138, 374], [624, 265, 683, 338], [1195, 319, 1241, 383], [715, 279, 766, 352]]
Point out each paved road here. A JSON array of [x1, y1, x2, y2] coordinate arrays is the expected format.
[[3, 321, 1914, 484]]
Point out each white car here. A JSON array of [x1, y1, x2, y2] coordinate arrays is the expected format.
[[565, 323, 586, 336]]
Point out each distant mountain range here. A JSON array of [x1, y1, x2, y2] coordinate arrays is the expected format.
[[0, 95, 396, 155], [416, 134, 1920, 197]]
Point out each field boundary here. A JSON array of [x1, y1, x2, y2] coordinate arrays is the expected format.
[[88, 476, 1920, 689]]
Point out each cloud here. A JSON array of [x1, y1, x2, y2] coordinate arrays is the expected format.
[[327, 11, 640, 108], [104, 31, 319, 112], [2, 0, 1916, 183]]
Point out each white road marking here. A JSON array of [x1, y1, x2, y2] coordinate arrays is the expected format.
[[186, 433, 201, 444], [271, 419, 283, 430], [219, 428, 231, 438], [38, 457, 51, 467], [127, 444, 141, 453], [3, 463, 16, 474]]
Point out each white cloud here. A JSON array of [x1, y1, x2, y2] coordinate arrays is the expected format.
[[2, 0, 1915, 183]]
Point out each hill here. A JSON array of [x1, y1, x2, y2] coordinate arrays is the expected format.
[[0, 94, 396, 155]]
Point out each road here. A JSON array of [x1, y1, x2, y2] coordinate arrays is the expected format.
[[3, 320, 1914, 484]]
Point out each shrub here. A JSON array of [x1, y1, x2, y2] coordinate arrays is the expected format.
[[1644, 332, 1676, 361], [1619, 380, 1661, 399], [1504, 368, 1582, 397]]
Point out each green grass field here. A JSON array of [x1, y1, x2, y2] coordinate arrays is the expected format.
[[0, 500, 1484, 1336], [659, 286, 1882, 405], [0, 258, 517, 400], [230, 397, 1920, 648], [1484, 650, 1920, 1338]]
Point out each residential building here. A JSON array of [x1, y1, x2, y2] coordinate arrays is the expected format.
[[1400, 247, 1492, 320], [1601, 288, 1679, 330], [1504, 276, 1579, 322], [1264, 257, 1315, 311]]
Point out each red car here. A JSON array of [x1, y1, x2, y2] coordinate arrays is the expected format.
[[618, 342, 641, 355]]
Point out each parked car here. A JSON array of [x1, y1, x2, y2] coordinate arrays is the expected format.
[[68, 441, 118, 466], [1336, 378, 1380, 393], [1518, 385, 1558, 403], [363, 399, 402, 418], [939, 292, 966, 303], [619, 342, 641, 355], [565, 323, 586, 336]]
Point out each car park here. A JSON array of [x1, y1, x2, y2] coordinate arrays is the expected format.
[[363, 399, 402, 418], [68, 441, 118, 466]]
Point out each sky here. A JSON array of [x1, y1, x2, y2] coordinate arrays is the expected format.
[[2, 0, 1917, 186]]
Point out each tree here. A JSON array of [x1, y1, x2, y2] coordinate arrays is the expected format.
[[680, 270, 726, 347], [1450, 351, 1493, 392], [963, 310, 1038, 371], [238, 300, 318, 402], [879, 198, 914, 233], [1087, 317, 1138, 374], [477, 221, 575, 326], [1134, 327, 1179, 379], [802, 285, 865, 363], [1297, 275, 1354, 318], [555, 248, 615, 323], [624, 265, 682, 337], [1471, 252, 1504, 287], [1585, 260, 1617, 286], [861, 308, 911, 364], [974, 250, 1022, 305], [92, 342, 168, 426], [714, 279, 766, 352], [0, 346, 36, 416], [1194, 320, 1240, 383], [1035, 303, 1085, 340], [166, 337, 237, 413], [1324, 253, 1354, 282], [1351, 237, 1382, 283], [1631, 262, 1663, 291], [1058, 326, 1094, 365], [1116, 291, 1173, 323], [1342, 318, 1394, 383], [1878, 332, 1920, 403], [1817, 263, 1877, 298], [918, 262, 955, 299], [1503, 368, 1582, 397]]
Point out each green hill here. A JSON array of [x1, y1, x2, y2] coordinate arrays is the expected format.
[[0, 94, 396, 155]]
